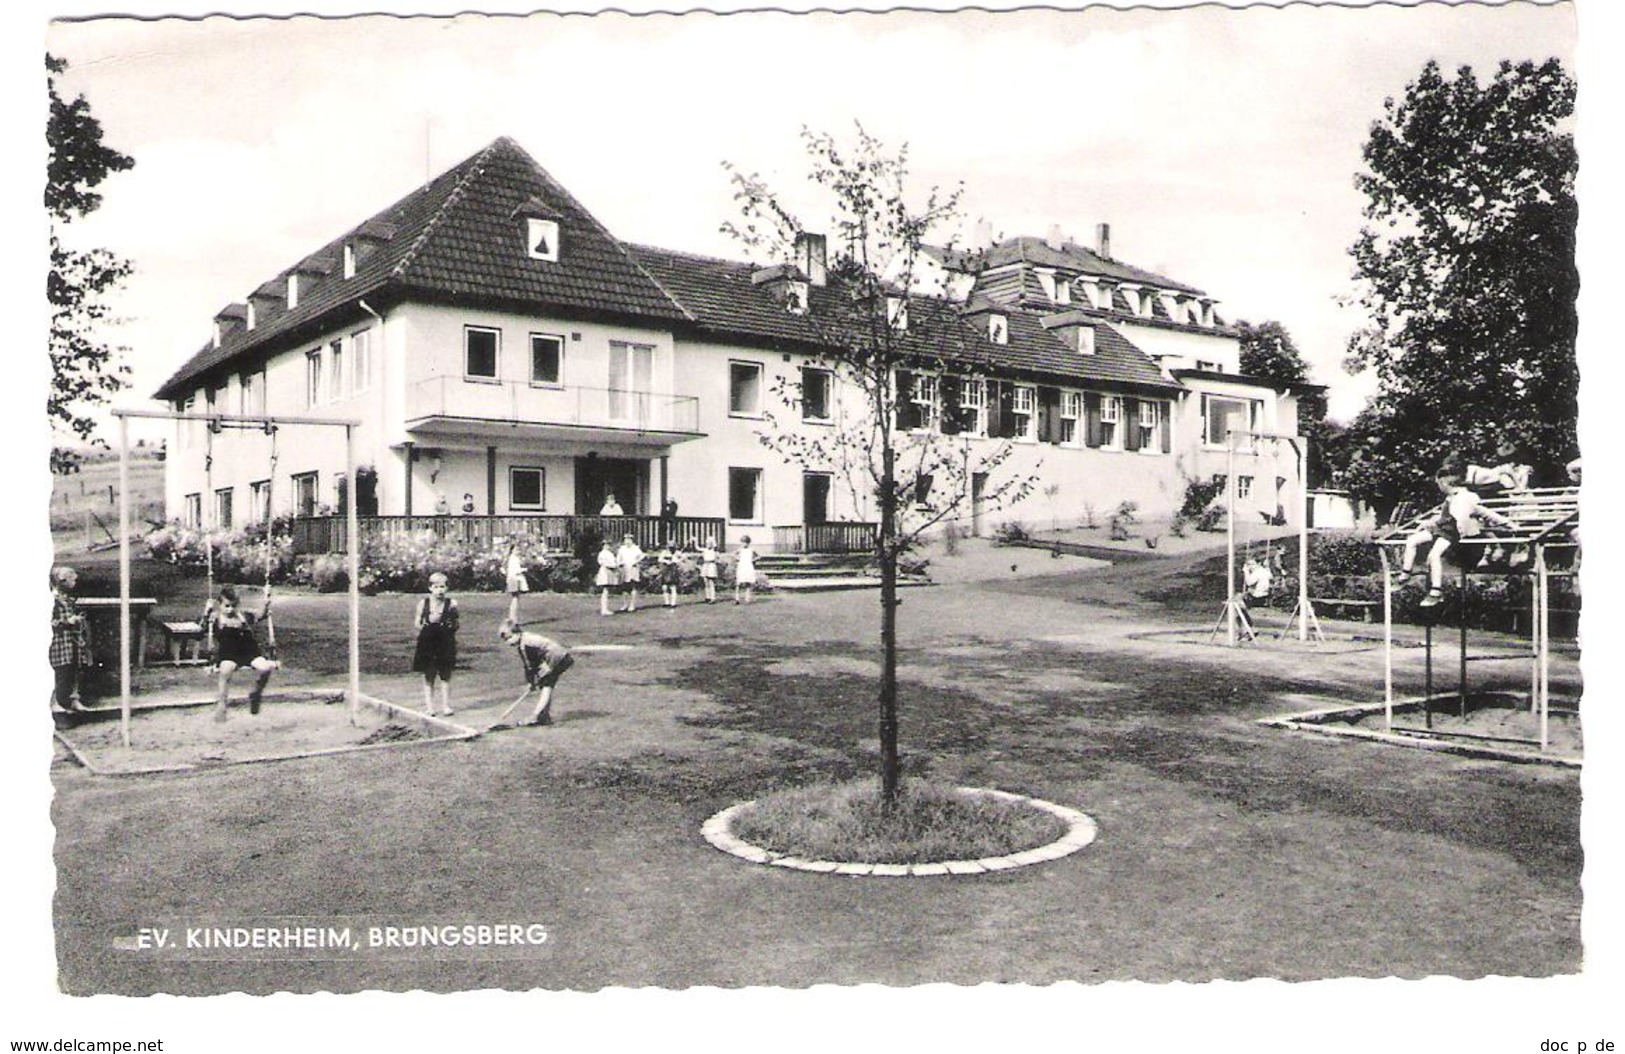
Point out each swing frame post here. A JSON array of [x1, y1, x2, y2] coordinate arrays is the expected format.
[[1216, 427, 1315, 646], [113, 408, 364, 744]]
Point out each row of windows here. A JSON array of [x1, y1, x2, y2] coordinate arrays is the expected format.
[[1035, 269, 1214, 326], [463, 327, 566, 386], [305, 328, 376, 408]]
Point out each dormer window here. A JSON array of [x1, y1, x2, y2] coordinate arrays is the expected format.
[[786, 281, 809, 316], [988, 314, 1008, 345], [286, 274, 299, 309], [1054, 276, 1072, 305], [887, 296, 908, 331], [343, 243, 356, 279], [526, 218, 561, 262], [246, 302, 257, 330], [1078, 326, 1096, 356]]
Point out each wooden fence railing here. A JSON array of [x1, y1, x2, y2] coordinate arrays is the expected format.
[[770, 522, 879, 554], [290, 515, 726, 555]]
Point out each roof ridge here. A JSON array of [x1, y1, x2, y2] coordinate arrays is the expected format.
[[390, 139, 505, 280]]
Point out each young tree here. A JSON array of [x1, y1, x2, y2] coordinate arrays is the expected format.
[[48, 54, 135, 474], [725, 126, 1035, 804], [1234, 319, 1334, 486], [1343, 58, 1576, 511]]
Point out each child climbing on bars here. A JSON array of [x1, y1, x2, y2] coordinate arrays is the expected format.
[[1400, 464, 1517, 607]]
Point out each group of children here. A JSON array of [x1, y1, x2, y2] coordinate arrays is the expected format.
[[592, 534, 757, 616]]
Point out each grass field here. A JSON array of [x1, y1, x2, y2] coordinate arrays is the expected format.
[[49, 448, 167, 551], [48, 538, 1583, 997]]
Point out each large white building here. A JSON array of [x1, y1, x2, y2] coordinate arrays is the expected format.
[[155, 137, 1312, 551]]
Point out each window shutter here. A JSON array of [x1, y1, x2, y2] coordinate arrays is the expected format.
[[1160, 400, 1172, 452], [996, 382, 1016, 438], [1085, 392, 1103, 448], [895, 370, 917, 431], [1123, 397, 1141, 451], [1039, 386, 1062, 444]]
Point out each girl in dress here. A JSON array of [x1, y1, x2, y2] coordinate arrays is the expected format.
[[733, 535, 758, 605], [595, 539, 619, 617], [616, 533, 645, 613], [699, 536, 719, 604], [202, 584, 278, 722], [503, 539, 529, 623], [411, 571, 459, 717]]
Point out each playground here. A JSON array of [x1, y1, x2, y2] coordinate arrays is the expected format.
[[48, 531, 1583, 994]]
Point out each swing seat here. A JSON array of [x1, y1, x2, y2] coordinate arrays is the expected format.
[[155, 620, 209, 665]]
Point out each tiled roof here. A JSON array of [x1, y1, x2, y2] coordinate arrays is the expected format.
[[978, 236, 1207, 296], [155, 137, 686, 400], [628, 244, 1179, 392]]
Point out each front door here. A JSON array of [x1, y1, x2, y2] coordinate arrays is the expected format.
[[575, 457, 646, 515], [802, 472, 830, 526]]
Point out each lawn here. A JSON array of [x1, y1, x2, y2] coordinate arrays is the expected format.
[[49, 539, 1583, 994]]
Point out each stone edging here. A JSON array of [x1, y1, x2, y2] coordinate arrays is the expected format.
[[700, 787, 1097, 876]]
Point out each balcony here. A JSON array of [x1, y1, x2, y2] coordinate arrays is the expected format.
[[405, 377, 703, 446]]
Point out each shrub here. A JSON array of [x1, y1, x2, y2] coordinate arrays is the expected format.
[[1180, 477, 1226, 519], [1197, 503, 1226, 532], [994, 520, 1029, 544], [309, 553, 350, 593], [1108, 500, 1139, 541]]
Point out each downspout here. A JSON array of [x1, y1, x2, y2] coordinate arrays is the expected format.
[[358, 299, 388, 515]]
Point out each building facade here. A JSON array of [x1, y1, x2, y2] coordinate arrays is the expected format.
[[155, 137, 1311, 549]]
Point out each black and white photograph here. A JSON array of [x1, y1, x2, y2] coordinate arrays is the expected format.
[[11, 0, 1620, 1048]]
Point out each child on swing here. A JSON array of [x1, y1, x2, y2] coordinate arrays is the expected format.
[[202, 584, 278, 721], [1400, 462, 1517, 607], [498, 619, 574, 727], [411, 571, 459, 717]]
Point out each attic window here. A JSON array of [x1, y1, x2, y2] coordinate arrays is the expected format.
[[988, 314, 1008, 345], [343, 244, 356, 279], [246, 302, 257, 330], [1053, 276, 1072, 305], [286, 274, 299, 309], [1078, 326, 1096, 356], [887, 296, 908, 331], [786, 281, 809, 316], [526, 218, 560, 262]]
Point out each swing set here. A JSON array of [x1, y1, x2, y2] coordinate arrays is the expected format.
[[1371, 485, 1580, 753], [110, 407, 363, 748]]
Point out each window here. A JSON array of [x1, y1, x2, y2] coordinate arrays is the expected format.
[[728, 467, 763, 522], [530, 334, 564, 386], [1203, 394, 1259, 448], [183, 493, 201, 529], [801, 367, 832, 422], [329, 340, 344, 401], [246, 301, 257, 330], [1237, 475, 1254, 499], [1100, 395, 1122, 449], [293, 472, 319, 518], [1196, 360, 1221, 373], [729, 360, 763, 417], [526, 218, 560, 262], [239, 369, 265, 416], [351, 328, 373, 393], [959, 378, 988, 436], [1011, 385, 1036, 441], [286, 274, 299, 309], [609, 342, 654, 422], [1054, 275, 1071, 305], [305, 349, 323, 408], [912, 374, 940, 432], [509, 466, 546, 510], [1078, 326, 1096, 356], [785, 281, 809, 315], [250, 480, 271, 524], [887, 296, 908, 331], [1060, 390, 1082, 445], [988, 314, 1008, 345], [214, 487, 234, 530], [913, 473, 935, 509], [465, 326, 499, 381], [1137, 400, 1161, 451]]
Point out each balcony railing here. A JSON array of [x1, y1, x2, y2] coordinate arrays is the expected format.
[[406, 377, 701, 434], [770, 522, 879, 555], [291, 514, 725, 555]]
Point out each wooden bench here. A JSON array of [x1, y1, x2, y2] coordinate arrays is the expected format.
[[1311, 597, 1381, 622], [153, 619, 208, 665]]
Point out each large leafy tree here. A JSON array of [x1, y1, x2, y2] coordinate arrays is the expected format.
[[48, 53, 135, 474], [1234, 319, 1333, 486], [725, 126, 1034, 804], [1342, 58, 1577, 514]]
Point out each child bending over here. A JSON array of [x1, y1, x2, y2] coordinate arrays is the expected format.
[[498, 620, 574, 727]]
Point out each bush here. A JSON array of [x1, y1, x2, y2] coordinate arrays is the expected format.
[[1180, 477, 1226, 519], [1197, 504, 1226, 532], [994, 521, 1029, 544], [1108, 501, 1139, 541]]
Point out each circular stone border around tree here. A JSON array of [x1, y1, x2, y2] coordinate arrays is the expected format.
[[700, 787, 1098, 877]]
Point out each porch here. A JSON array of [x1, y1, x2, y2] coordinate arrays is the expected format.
[[291, 514, 726, 555]]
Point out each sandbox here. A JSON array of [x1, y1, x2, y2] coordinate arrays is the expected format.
[[1261, 692, 1582, 766], [55, 692, 476, 776]]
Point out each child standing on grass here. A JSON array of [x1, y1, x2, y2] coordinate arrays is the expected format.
[[616, 533, 644, 613], [203, 584, 278, 722], [1400, 465, 1517, 607], [657, 540, 680, 608], [499, 620, 574, 727], [411, 571, 459, 717], [733, 535, 758, 605], [503, 539, 529, 623], [700, 536, 719, 603], [594, 539, 618, 616], [49, 566, 92, 713]]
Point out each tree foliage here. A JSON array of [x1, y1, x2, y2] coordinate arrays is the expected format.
[[1342, 58, 1577, 513], [48, 54, 135, 474], [1234, 319, 1335, 486], [725, 126, 1036, 803]]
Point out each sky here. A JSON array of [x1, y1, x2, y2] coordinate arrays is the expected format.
[[40, 0, 1577, 441], [12, 0, 1625, 1049]]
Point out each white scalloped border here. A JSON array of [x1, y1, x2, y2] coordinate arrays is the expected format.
[[701, 786, 1098, 876]]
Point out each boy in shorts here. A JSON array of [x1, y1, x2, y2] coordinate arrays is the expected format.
[[498, 619, 574, 726]]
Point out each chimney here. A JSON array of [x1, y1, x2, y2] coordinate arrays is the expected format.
[[1045, 224, 1067, 251], [1096, 222, 1111, 259], [972, 219, 995, 249], [795, 232, 828, 287]]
